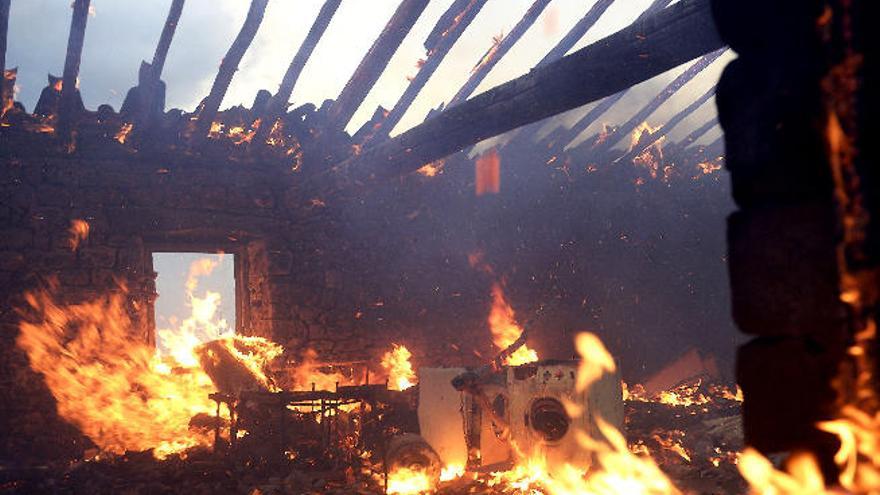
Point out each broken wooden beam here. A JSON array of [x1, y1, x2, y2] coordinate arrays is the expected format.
[[615, 83, 717, 164], [446, 0, 552, 109], [191, 0, 269, 143], [534, 0, 615, 68], [0, 0, 9, 108], [256, 0, 341, 144], [57, 0, 91, 145], [368, 0, 488, 142], [335, 0, 723, 182], [679, 116, 718, 148], [152, 0, 185, 80], [593, 47, 726, 154], [326, 0, 429, 131]]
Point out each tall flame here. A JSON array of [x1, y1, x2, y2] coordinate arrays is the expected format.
[[381, 344, 417, 391], [488, 283, 538, 366], [67, 219, 90, 251]]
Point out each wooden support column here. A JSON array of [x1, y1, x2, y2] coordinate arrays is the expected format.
[[152, 0, 184, 79], [368, 0, 488, 142], [712, 0, 856, 478], [192, 0, 269, 143], [336, 0, 721, 182], [255, 0, 341, 143], [326, 0, 429, 131], [445, 0, 552, 109], [57, 0, 90, 145]]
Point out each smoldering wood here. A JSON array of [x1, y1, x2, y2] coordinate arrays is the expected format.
[[0, 0, 10, 109], [534, 0, 615, 68], [57, 0, 91, 142], [254, 0, 341, 145], [334, 0, 724, 183], [326, 0, 429, 131], [445, 0, 552, 109], [368, 0, 488, 143], [192, 0, 269, 143], [152, 0, 185, 80], [593, 47, 726, 155], [616, 83, 717, 164]]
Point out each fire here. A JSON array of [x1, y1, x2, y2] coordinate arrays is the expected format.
[[67, 218, 90, 250], [629, 122, 663, 152], [115, 123, 133, 144], [387, 466, 432, 494], [475, 148, 501, 196], [440, 463, 465, 481], [416, 160, 444, 177], [288, 348, 348, 391], [488, 283, 538, 366], [381, 344, 417, 391], [156, 257, 231, 366]]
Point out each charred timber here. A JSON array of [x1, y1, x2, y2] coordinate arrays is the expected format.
[[192, 0, 269, 143], [616, 83, 717, 164], [680, 116, 718, 149], [255, 0, 341, 144], [57, 0, 91, 145], [594, 47, 725, 155], [446, 0, 552, 109], [326, 0, 429, 130], [369, 0, 488, 142], [0, 0, 9, 109], [152, 0, 184, 80], [534, 0, 615, 68], [336, 0, 722, 182]]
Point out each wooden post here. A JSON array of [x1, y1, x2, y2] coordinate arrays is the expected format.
[[0, 0, 10, 110], [592, 47, 725, 154], [534, 0, 614, 68], [327, 0, 429, 131], [192, 0, 269, 143], [368, 0, 488, 142], [445, 0, 552, 109], [57, 0, 90, 146], [254, 0, 341, 144], [334, 0, 722, 182]]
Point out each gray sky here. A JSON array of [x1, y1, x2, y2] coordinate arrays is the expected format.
[[6, 0, 724, 145]]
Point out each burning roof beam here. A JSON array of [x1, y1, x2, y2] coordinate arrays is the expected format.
[[593, 47, 726, 155], [326, 0, 429, 131], [615, 83, 717, 164], [134, 0, 184, 129], [445, 0, 553, 109], [254, 0, 341, 145], [334, 0, 723, 183], [367, 0, 488, 143], [0, 0, 9, 110], [534, 0, 615, 68], [191, 0, 269, 143], [57, 0, 91, 144]]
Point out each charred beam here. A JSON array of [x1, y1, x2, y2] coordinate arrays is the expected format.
[[593, 47, 725, 155], [326, 0, 429, 131], [446, 0, 552, 109], [615, 83, 716, 164], [0, 0, 10, 110], [192, 0, 269, 143], [534, 0, 614, 68], [151, 0, 184, 79], [369, 0, 488, 142], [679, 116, 718, 148], [335, 0, 722, 182], [256, 0, 341, 143], [57, 0, 91, 145]]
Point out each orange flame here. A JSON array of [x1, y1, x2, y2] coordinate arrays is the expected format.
[[381, 344, 417, 391], [387, 466, 433, 494], [475, 148, 501, 196], [67, 219, 90, 251], [488, 283, 538, 366], [115, 123, 133, 144]]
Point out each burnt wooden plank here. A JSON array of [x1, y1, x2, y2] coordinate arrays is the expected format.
[[326, 0, 429, 130], [368, 0, 488, 142], [534, 0, 615, 68], [0, 0, 10, 112], [337, 0, 723, 182], [446, 0, 552, 109], [57, 0, 91, 144], [192, 0, 269, 142], [151, 0, 185, 79]]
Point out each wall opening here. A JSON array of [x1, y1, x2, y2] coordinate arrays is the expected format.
[[152, 252, 237, 361]]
